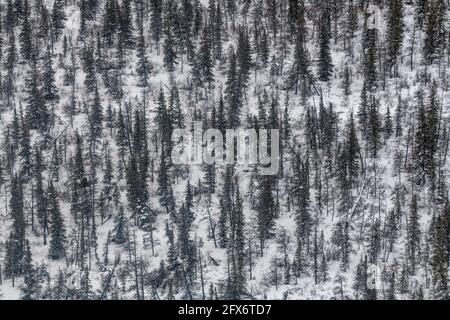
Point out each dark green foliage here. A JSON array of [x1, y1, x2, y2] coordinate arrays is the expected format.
[[48, 181, 66, 260], [318, 6, 333, 82], [386, 0, 404, 75], [4, 176, 25, 277]]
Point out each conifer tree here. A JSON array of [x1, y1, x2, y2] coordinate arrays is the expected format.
[[196, 24, 215, 90], [225, 49, 241, 128], [257, 177, 275, 254], [227, 181, 246, 299], [42, 46, 59, 104], [353, 256, 369, 299], [112, 205, 127, 245], [430, 207, 449, 299], [236, 27, 252, 91], [163, 20, 177, 72], [386, 0, 405, 75], [136, 13, 151, 88], [368, 97, 381, 158], [26, 55, 48, 133], [384, 106, 393, 140], [119, 0, 134, 49], [423, 0, 440, 64], [34, 147, 48, 244], [52, 0, 66, 41], [19, 111, 32, 180], [287, 33, 312, 96], [158, 145, 175, 219], [48, 181, 66, 260], [318, 7, 333, 82], [178, 183, 196, 277], [4, 176, 25, 277], [407, 195, 421, 273], [89, 84, 103, 144], [21, 240, 39, 300], [19, 0, 32, 62], [364, 27, 378, 93], [150, 0, 163, 47]]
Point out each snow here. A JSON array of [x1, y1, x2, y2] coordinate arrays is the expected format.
[[0, 0, 449, 300]]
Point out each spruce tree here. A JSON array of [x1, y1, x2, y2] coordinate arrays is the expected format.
[[386, 0, 405, 75], [364, 27, 378, 93], [163, 20, 177, 72], [42, 46, 59, 104], [257, 177, 275, 254], [430, 207, 449, 299], [52, 0, 66, 41], [225, 49, 241, 129], [21, 240, 39, 300], [48, 181, 66, 260], [19, 0, 32, 62], [318, 7, 333, 82], [136, 14, 151, 88], [112, 205, 127, 245], [34, 147, 48, 244], [4, 176, 25, 277], [406, 195, 421, 273], [227, 181, 246, 299]]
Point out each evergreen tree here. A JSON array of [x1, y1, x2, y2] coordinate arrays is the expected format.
[[286, 1, 312, 97], [136, 13, 151, 88], [214, 2, 223, 60], [89, 84, 103, 143], [158, 145, 175, 219], [196, 24, 215, 90], [406, 195, 421, 273], [25, 55, 48, 133], [19, 111, 32, 180], [169, 85, 185, 129], [364, 27, 378, 93], [423, 0, 440, 64], [82, 45, 96, 94], [42, 46, 59, 104], [34, 147, 48, 244], [112, 205, 127, 245], [227, 181, 246, 299], [225, 49, 241, 128], [102, 0, 117, 46], [52, 0, 66, 41], [368, 97, 381, 158], [119, 0, 134, 48], [37, 2, 50, 40], [430, 207, 449, 299], [163, 20, 177, 72], [394, 98, 403, 138], [353, 256, 369, 299], [4, 176, 25, 277], [218, 198, 228, 248], [19, 0, 32, 62], [48, 181, 66, 260], [384, 105, 393, 140], [386, 0, 405, 75], [413, 83, 440, 185], [318, 7, 333, 82], [21, 240, 39, 300], [71, 134, 91, 268], [236, 27, 252, 91], [257, 177, 275, 254], [178, 183, 196, 277], [150, 0, 163, 46]]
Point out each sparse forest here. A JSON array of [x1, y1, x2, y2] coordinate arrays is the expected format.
[[0, 0, 449, 300]]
